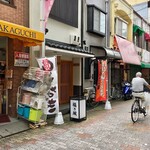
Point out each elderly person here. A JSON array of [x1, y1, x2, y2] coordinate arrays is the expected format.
[[131, 72, 150, 114]]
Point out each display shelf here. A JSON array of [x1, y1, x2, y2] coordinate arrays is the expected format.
[[18, 102, 43, 110], [21, 87, 39, 94], [17, 67, 51, 125]]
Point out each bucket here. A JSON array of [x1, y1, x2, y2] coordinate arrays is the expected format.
[[22, 93, 31, 105], [54, 112, 64, 125]]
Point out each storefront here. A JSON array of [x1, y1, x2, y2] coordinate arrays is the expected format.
[[89, 46, 122, 98], [45, 39, 94, 106], [0, 20, 44, 119]]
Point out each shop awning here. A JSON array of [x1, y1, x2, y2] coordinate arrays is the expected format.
[[141, 62, 150, 68], [90, 46, 121, 59], [114, 35, 141, 65], [45, 39, 94, 58], [144, 32, 150, 41], [0, 20, 44, 47], [133, 24, 144, 36]]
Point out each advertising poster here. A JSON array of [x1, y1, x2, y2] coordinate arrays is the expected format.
[[96, 60, 108, 102], [37, 56, 59, 115], [14, 51, 29, 67]]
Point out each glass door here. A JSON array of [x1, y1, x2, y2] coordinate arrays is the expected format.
[[0, 37, 7, 114]]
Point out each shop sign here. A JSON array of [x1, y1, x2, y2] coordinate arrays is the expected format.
[[14, 51, 29, 67], [0, 20, 44, 41], [70, 100, 79, 118]]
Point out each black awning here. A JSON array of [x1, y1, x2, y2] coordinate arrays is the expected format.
[[90, 46, 122, 59], [45, 39, 94, 57]]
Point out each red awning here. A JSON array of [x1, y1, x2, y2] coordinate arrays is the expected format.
[[144, 32, 150, 41], [114, 36, 141, 65]]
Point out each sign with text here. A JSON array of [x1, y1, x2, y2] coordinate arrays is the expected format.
[[96, 60, 108, 102], [14, 51, 29, 67], [37, 56, 59, 115]]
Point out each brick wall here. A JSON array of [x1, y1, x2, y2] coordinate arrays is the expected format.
[[0, 0, 29, 26], [0, 0, 29, 117]]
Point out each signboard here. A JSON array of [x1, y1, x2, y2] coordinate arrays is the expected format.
[[14, 51, 29, 67], [37, 56, 59, 115]]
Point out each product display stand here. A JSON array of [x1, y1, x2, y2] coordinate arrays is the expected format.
[[17, 67, 51, 128]]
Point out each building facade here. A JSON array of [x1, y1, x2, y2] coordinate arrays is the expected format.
[[0, 0, 44, 117], [29, 0, 94, 107]]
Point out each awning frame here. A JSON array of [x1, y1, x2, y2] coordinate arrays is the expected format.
[[90, 45, 122, 60], [45, 46, 95, 58]]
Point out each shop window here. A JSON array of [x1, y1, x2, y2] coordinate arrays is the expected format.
[[115, 17, 127, 39], [144, 40, 149, 50], [87, 5, 106, 36], [50, 0, 78, 28], [84, 58, 91, 79], [133, 33, 140, 47]]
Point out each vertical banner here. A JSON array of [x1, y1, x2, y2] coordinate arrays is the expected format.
[[37, 56, 59, 115], [96, 60, 108, 102], [44, 0, 55, 28]]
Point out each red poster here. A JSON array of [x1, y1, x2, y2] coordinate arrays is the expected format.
[[95, 60, 108, 102]]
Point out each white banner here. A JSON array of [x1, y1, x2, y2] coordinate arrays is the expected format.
[[37, 56, 59, 115]]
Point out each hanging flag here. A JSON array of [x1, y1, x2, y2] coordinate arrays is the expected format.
[[44, 0, 55, 28], [95, 60, 108, 102]]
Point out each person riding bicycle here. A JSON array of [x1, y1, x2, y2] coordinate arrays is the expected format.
[[131, 72, 150, 114]]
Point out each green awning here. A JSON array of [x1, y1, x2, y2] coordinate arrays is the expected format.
[[133, 24, 144, 36], [141, 62, 150, 68]]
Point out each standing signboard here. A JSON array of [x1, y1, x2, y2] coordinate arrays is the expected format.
[[37, 56, 59, 115]]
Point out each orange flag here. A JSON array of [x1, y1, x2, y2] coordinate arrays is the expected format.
[[95, 60, 108, 102]]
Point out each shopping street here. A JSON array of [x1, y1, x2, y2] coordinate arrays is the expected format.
[[0, 99, 150, 150]]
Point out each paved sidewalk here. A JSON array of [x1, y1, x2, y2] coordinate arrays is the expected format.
[[1, 99, 150, 150]]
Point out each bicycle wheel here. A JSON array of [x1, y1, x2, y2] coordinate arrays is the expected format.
[[88, 92, 99, 108], [131, 100, 140, 123], [113, 90, 122, 100]]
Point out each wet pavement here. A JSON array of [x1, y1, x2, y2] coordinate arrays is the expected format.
[[0, 99, 150, 150]]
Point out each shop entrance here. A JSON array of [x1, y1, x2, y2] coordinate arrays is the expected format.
[[0, 37, 7, 115], [59, 60, 73, 104]]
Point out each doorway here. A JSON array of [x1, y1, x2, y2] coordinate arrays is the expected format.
[[0, 37, 7, 115], [59, 60, 73, 104]]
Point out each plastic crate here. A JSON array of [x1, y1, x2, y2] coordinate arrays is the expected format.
[[29, 108, 42, 122], [23, 106, 30, 119], [17, 105, 24, 116]]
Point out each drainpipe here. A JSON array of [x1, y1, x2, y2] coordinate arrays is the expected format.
[[81, 0, 84, 95], [40, 0, 45, 58]]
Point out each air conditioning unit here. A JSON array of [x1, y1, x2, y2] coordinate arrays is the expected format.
[[83, 46, 89, 51], [70, 35, 80, 46]]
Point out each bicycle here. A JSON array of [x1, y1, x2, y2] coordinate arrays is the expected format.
[[131, 96, 148, 123], [111, 84, 123, 100], [84, 86, 99, 108]]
